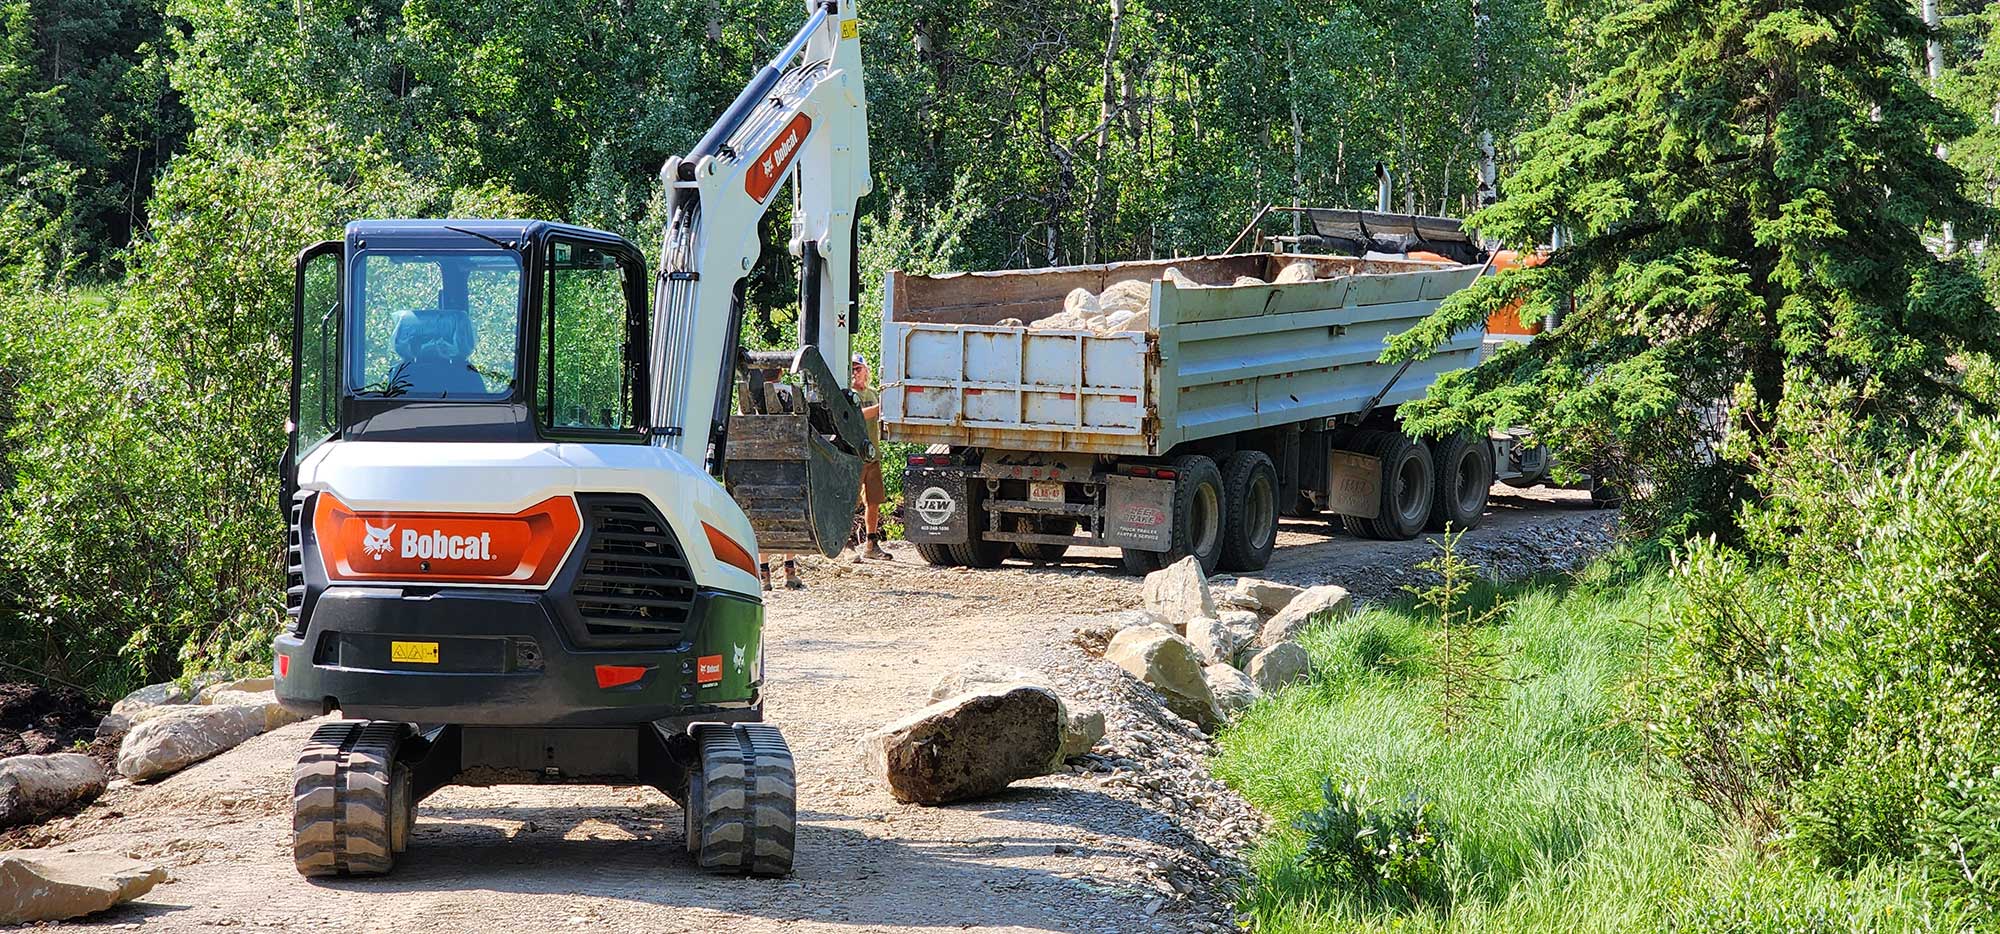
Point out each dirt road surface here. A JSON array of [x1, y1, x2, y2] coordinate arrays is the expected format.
[[17, 487, 1612, 933]]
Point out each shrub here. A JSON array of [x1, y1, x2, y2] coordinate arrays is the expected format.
[[1652, 415, 2000, 905], [1291, 779, 1445, 909]]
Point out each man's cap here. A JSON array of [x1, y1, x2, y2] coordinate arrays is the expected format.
[[852, 353, 867, 367]]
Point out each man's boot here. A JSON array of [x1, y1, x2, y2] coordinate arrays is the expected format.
[[863, 531, 892, 561]]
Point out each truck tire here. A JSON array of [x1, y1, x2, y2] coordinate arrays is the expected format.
[[1426, 434, 1493, 532], [1013, 515, 1075, 562], [1341, 430, 1434, 541], [914, 542, 959, 566], [947, 484, 1012, 567], [686, 723, 796, 876], [1119, 548, 1162, 575], [1163, 454, 1225, 575], [1219, 451, 1278, 572]]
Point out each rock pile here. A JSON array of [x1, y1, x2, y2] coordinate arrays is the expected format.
[[1110, 557, 1348, 727], [1025, 263, 1324, 335], [1027, 641, 1267, 920], [100, 676, 305, 782]]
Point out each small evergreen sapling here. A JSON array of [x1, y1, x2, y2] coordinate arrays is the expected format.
[[1406, 528, 1510, 736]]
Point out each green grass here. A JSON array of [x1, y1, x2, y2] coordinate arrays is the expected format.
[[1211, 563, 1976, 933]]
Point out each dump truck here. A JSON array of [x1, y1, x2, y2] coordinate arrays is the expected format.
[[881, 207, 1571, 576]]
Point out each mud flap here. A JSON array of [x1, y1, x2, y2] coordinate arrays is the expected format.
[[1327, 450, 1382, 519], [903, 472, 972, 545], [1103, 474, 1173, 550]]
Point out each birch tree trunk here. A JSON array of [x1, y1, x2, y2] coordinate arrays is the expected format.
[[1083, 0, 1125, 264]]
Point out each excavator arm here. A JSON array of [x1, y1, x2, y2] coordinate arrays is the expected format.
[[649, 0, 872, 556]]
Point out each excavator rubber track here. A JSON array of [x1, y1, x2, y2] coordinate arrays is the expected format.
[[292, 720, 414, 877], [684, 722, 797, 876]]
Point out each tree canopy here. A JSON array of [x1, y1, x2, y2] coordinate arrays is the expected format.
[[1388, 0, 2000, 541]]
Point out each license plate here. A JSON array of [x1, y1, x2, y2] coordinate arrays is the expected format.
[[1030, 481, 1065, 503], [390, 641, 440, 664]]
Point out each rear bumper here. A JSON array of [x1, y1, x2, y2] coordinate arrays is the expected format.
[[273, 586, 763, 726]]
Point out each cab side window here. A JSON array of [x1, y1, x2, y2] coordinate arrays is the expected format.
[[541, 239, 639, 433]]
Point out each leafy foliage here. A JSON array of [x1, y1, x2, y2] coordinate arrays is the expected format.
[[1291, 779, 1445, 909], [1387, 0, 2000, 544], [1650, 416, 2000, 908]]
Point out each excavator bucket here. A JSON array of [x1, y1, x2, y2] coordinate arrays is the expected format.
[[725, 414, 863, 556], [722, 346, 871, 558]]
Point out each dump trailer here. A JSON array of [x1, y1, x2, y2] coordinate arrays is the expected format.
[[882, 248, 1515, 576]]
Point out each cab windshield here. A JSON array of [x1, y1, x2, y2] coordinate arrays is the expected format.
[[351, 251, 522, 398]]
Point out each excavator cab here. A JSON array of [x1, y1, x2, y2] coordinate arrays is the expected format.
[[281, 220, 865, 558]]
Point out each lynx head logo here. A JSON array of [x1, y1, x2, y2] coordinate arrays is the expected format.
[[732, 643, 747, 673], [362, 522, 397, 560]]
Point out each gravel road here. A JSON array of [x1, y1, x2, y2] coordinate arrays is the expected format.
[[17, 486, 1613, 933]]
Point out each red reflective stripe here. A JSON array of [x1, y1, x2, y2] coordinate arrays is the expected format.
[[1118, 394, 1138, 403], [702, 522, 759, 578], [275, 655, 290, 679], [594, 665, 648, 689], [1059, 392, 1077, 400]]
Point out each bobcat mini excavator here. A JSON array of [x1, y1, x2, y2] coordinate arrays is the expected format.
[[271, 0, 871, 878]]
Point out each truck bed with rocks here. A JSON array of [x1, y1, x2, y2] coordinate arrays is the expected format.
[[883, 247, 1504, 577], [880, 252, 1485, 457]]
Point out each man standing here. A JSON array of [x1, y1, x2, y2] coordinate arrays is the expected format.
[[851, 353, 892, 561]]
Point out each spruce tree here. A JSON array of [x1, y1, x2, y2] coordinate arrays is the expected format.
[[1386, 0, 1999, 540]]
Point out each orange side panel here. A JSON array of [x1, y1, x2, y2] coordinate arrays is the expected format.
[[1486, 249, 1549, 335]]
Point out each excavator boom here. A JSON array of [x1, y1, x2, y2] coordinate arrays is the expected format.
[[649, 0, 872, 555]]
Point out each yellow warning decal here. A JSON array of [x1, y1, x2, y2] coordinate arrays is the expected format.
[[840, 18, 858, 40], [391, 641, 440, 664]]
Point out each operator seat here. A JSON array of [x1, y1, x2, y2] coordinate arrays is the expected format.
[[392, 308, 487, 396]]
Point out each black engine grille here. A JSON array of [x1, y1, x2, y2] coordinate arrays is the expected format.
[[571, 495, 697, 643], [286, 492, 308, 634]]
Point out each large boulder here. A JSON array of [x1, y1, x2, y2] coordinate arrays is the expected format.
[[1186, 617, 1250, 668], [107, 682, 191, 718], [927, 664, 1049, 703], [927, 665, 1103, 759], [1204, 664, 1261, 715], [0, 755, 106, 828], [1247, 641, 1312, 693], [194, 677, 275, 705], [1260, 585, 1354, 646], [1213, 589, 1265, 614], [1104, 627, 1225, 729], [0, 850, 166, 924], [1141, 557, 1214, 629], [1232, 578, 1305, 615], [203, 690, 305, 731], [117, 704, 269, 781], [861, 685, 1067, 804]]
